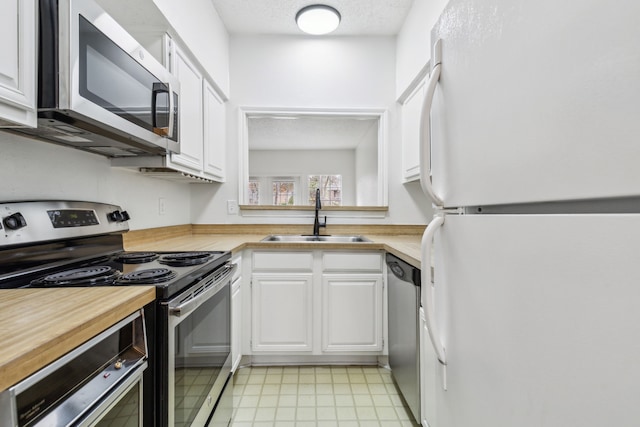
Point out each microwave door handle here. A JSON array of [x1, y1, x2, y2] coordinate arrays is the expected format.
[[419, 38, 444, 207], [152, 83, 174, 138], [166, 81, 175, 139]]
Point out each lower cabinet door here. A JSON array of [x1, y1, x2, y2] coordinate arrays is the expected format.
[[251, 274, 313, 352], [321, 274, 383, 352]]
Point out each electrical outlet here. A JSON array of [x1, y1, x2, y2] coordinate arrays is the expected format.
[[158, 197, 166, 215], [227, 200, 238, 215]]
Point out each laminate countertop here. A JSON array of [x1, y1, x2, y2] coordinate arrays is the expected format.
[[124, 233, 423, 269], [0, 287, 155, 391]]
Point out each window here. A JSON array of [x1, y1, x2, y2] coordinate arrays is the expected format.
[[248, 178, 260, 205], [272, 178, 296, 205], [308, 175, 342, 206]]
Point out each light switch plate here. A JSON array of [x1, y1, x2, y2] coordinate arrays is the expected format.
[[227, 200, 238, 215]]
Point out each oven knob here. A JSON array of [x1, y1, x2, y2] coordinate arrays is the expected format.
[[121, 211, 130, 221], [3, 213, 27, 230], [108, 210, 124, 222]]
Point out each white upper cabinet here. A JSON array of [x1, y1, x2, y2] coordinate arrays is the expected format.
[[170, 45, 204, 171], [203, 80, 226, 182], [400, 76, 427, 183], [0, 0, 37, 128]]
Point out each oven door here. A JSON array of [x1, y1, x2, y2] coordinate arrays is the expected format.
[[165, 263, 236, 427], [75, 362, 146, 427]]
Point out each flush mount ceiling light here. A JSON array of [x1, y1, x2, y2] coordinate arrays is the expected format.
[[296, 5, 341, 35]]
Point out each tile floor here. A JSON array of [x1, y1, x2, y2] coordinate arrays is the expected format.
[[229, 366, 420, 427]]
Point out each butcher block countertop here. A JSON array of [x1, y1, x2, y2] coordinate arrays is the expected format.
[[0, 287, 155, 391], [124, 224, 424, 268]]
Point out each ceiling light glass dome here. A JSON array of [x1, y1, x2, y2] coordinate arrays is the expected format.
[[296, 5, 341, 35]]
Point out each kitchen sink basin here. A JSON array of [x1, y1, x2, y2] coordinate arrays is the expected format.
[[261, 235, 372, 243]]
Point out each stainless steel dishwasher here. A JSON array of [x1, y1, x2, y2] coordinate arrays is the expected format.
[[386, 253, 421, 424]]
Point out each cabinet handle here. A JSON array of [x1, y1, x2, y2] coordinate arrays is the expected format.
[[419, 38, 444, 207], [421, 214, 446, 365]]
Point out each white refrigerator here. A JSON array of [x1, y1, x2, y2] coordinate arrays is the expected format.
[[418, 0, 640, 426]]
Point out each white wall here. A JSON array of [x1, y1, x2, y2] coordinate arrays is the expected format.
[[250, 149, 356, 205], [191, 34, 433, 225], [0, 133, 191, 230], [396, 0, 449, 98], [355, 123, 378, 206]]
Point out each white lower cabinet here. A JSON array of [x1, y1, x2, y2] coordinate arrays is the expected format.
[[250, 250, 384, 356], [251, 274, 313, 352], [321, 274, 383, 352]]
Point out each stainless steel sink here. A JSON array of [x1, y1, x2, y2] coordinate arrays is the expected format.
[[261, 234, 372, 243]]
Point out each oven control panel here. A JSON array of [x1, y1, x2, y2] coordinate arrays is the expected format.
[[0, 201, 130, 246]]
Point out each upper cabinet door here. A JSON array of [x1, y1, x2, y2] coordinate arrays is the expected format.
[[170, 45, 204, 171], [430, 0, 640, 207], [203, 80, 226, 182], [0, 0, 37, 128], [401, 77, 427, 182]]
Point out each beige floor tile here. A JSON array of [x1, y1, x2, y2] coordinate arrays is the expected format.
[[281, 374, 299, 384], [296, 407, 316, 421], [279, 384, 298, 395], [316, 373, 333, 383], [372, 394, 393, 406], [229, 366, 419, 427], [376, 407, 399, 421], [299, 373, 316, 384], [316, 383, 334, 394], [335, 407, 357, 421], [278, 395, 297, 407], [316, 395, 336, 407], [275, 407, 296, 421], [356, 406, 379, 420], [353, 394, 374, 406], [263, 374, 282, 384], [233, 407, 255, 422], [238, 395, 260, 408], [350, 384, 370, 394], [317, 406, 338, 420], [298, 383, 316, 395], [333, 384, 352, 394], [334, 395, 355, 407], [261, 384, 281, 395], [258, 395, 279, 407], [242, 384, 263, 395], [254, 407, 276, 421], [297, 394, 316, 407]]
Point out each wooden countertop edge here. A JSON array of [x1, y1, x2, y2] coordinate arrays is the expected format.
[[0, 287, 155, 391]]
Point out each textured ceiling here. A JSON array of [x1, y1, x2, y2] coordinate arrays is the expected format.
[[210, 0, 415, 36]]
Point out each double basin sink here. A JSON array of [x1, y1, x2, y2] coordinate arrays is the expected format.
[[261, 235, 372, 243]]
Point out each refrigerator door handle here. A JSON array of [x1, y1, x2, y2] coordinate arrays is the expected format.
[[419, 39, 444, 207], [421, 214, 447, 365]]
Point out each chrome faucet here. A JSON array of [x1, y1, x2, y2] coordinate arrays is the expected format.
[[313, 188, 327, 236]]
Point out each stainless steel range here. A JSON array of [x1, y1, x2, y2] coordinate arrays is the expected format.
[[0, 201, 235, 427]]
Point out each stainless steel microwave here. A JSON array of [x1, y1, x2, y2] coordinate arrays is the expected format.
[[14, 0, 180, 157]]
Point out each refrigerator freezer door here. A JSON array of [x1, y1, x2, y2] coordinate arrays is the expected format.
[[429, 0, 640, 207], [433, 214, 640, 427]]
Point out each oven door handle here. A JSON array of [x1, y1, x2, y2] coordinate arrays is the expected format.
[[169, 263, 237, 317]]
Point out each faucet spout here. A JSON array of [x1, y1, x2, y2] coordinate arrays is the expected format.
[[313, 188, 326, 236]]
